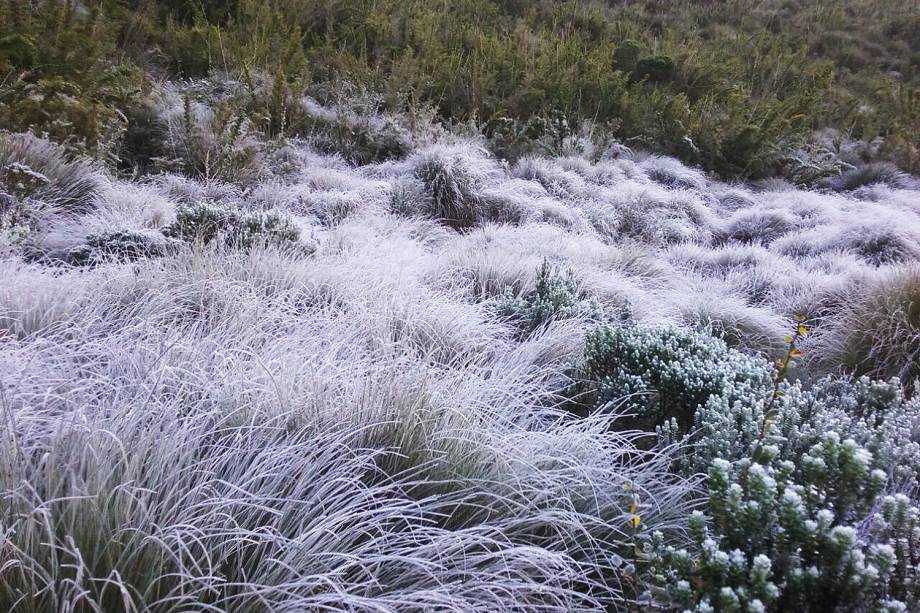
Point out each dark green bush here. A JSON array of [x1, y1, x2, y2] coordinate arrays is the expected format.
[[613, 40, 643, 72], [634, 56, 676, 84], [2, 0, 918, 177]]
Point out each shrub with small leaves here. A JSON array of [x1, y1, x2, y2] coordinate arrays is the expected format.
[[643, 434, 920, 611], [64, 230, 181, 265], [644, 371, 920, 611], [165, 201, 300, 249], [581, 325, 774, 430], [585, 322, 920, 610], [497, 260, 602, 334]]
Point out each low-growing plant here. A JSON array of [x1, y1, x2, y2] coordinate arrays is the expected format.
[[64, 230, 181, 266], [587, 321, 920, 611], [0, 132, 102, 213], [642, 458, 918, 611], [812, 266, 920, 392], [165, 201, 300, 249], [581, 325, 774, 430], [498, 260, 602, 334]]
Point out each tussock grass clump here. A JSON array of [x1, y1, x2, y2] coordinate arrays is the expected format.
[[414, 144, 500, 229], [0, 132, 102, 213], [638, 155, 708, 191], [821, 162, 916, 192], [812, 265, 920, 390], [835, 223, 920, 267], [717, 209, 798, 245], [1, 407, 684, 611]]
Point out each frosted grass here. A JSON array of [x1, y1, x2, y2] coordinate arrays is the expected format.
[[1, 124, 918, 609]]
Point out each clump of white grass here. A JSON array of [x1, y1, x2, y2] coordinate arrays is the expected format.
[[412, 143, 502, 228], [821, 162, 916, 192], [0, 132, 103, 213], [717, 208, 799, 245], [810, 264, 920, 389], [0, 240, 696, 611], [636, 154, 708, 191]]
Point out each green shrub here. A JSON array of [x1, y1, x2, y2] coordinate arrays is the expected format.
[[643, 459, 918, 611], [165, 201, 300, 249], [5, 0, 919, 178], [613, 40, 643, 72], [498, 260, 602, 334], [634, 55, 676, 84], [584, 324, 920, 611], [581, 325, 774, 431], [578, 322, 920, 609], [64, 230, 181, 266], [299, 87, 415, 165]]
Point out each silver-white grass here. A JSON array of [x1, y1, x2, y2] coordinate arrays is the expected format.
[[2, 127, 919, 610]]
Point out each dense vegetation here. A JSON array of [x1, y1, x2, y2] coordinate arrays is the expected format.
[[1, 0, 918, 178], [2, 1, 920, 612]]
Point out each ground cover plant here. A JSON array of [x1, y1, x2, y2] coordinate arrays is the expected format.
[[2, 2, 920, 612]]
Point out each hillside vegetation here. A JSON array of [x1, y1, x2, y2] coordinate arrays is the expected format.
[[1, 1, 920, 612], [1, 0, 918, 178]]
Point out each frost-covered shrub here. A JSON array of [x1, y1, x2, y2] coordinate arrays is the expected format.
[[156, 87, 266, 184], [165, 201, 300, 249], [660, 374, 920, 485], [0, 165, 42, 245], [0, 132, 102, 213], [498, 260, 601, 334], [300, 93, 414, 165], [643, 457, 917, 611], [645, 371, 920, 611], [776, 141, 855, 186], [64, 230, 180, 265], [582, 325, 773, 430], [812, 266, 920, 391]]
